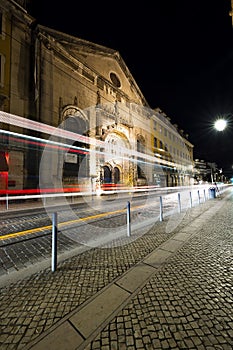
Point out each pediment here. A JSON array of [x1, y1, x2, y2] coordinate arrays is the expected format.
[[38, 25, 149, 106]]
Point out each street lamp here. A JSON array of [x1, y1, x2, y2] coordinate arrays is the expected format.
[[212, 115, 231, 183], [214, 118, 227, 131]]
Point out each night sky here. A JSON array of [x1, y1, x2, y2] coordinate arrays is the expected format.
[[28, 0, 233, 176]]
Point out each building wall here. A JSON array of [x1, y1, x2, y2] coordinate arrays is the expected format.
[[0, 4, 11, 112], [10, 18, 31, 117], [0, 1, 33, 190], [0, 3, 194, 191], [150, 111, 194, 187]]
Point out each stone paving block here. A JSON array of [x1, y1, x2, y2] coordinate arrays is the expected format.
[[173, 232, 191, 241], [160, 238, 184, 252], [178, 225, 199, 234], [116, 264, 155, 293], [28, 321, 83, 350], [143, 248, 172, 266], [69, 284, 130, 339]]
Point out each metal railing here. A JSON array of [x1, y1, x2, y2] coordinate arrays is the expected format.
[[50, 184, 228, 272]]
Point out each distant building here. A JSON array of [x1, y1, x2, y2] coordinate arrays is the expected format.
[[194, 159, 224, 184], [0, 0, 194, 192]]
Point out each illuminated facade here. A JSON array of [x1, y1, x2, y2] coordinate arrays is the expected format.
[[0, 0, 33, 190], [0, 1, 194, 192], [150, 109, 194, 187]]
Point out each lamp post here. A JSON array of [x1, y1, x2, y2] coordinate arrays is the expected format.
[[212, 116, 229, 183]]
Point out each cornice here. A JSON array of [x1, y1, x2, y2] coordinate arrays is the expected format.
[[0, 0, 34, 26]]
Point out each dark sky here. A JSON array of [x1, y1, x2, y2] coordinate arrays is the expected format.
[[28, 0, 233, 176]]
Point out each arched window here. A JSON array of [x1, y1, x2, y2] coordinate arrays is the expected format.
[[137, 135, 145, 153], [63, 116, 87, 136], [62, 112, 89, 179]]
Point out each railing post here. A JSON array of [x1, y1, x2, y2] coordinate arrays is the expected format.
[[197, 190, 201, 204], [51, 212, 58, 272], [6, 194, 8, 210], [127, 201, 131, 237], [159, 196, 163, 221], [189, 191, 192, 208], [203, 189, 206, 202], [178, 193, 181, 213]]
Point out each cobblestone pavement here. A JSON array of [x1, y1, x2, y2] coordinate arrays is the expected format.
[[84, 192, 233, 350], [0, 188, 232, 349]]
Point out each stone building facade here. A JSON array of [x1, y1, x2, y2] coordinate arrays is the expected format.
[[0, 0, 34, 190], [0, 0, 194, 193]]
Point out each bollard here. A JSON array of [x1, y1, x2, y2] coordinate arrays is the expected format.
[[159, 196, 163, 221], [51, 212, 58, 272], [189, 191, 192, 208], [197, 190, 201, 204], [178, 193, 181, 213], [6, 194, 8, 210], [127, 201, 131, 237], [203, 189, 206, 202]]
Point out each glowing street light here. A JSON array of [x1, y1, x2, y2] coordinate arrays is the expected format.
[[214, 118, 227, 131]]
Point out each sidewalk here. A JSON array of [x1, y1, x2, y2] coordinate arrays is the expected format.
[[0, 187, 233, 350]]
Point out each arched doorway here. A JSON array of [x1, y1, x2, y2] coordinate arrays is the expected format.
[[103, 131, 130, 186], [113, 167, 120, 184], [103, 165, 112, 183]]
